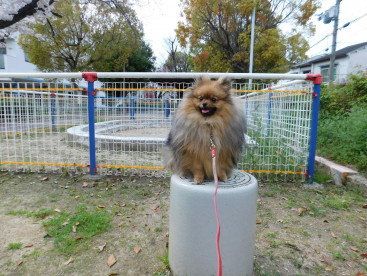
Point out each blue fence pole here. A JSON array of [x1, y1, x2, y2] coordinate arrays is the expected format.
[[130, 99, 135, 120], [82, 73, 98, 175], [165, 98, 170, 118], [51, 92, 55, 130], [306, 74, 322, 183]]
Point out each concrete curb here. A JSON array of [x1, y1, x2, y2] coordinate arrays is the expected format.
[[315, 155, 367, 193]]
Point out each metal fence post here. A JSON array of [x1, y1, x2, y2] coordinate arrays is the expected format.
[[165, 98, 170, 118], [306, 74, 322, 183], [51, 92, 55, 130], [130, 98, 135, 120], [82, 72, 98, 175]]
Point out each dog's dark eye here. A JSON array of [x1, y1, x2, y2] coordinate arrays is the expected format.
[[211, 98, 217, 103], [199, 96, 203, 101]]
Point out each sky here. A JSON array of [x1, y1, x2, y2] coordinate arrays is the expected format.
[[134, 0, 367, 66]]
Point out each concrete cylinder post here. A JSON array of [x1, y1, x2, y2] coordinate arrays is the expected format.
[[169, 170, 258, 276]]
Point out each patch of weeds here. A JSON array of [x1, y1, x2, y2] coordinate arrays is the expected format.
[[323, 196, 349, 210], [308, 204, 329, 217], [332, 251, 346, 261], [44, 205, 112, 254], [314, 171, 332, 184], [7, 242, 22, 250], [302, 231, 311, 237], [155, 227, 163, 233], [266, 232, 277, 239], [5, 210, 28, 216], [32, 208, 54, 219], [22, 250, 41, 260], [157, 249, 170, 272], [269, 240, 278, 248], [4, 260, 13, 266], [294, 258, 303, 269]]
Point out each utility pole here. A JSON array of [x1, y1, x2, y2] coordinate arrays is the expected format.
[[249, 7, 255, 88], [328, 0, 342, 86]]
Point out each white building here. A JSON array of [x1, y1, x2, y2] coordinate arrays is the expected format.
[[0, 34, 42, 83], [290, 42, 367, 84]]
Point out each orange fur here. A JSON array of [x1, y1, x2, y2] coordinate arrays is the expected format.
[[164, 76, 246, 184]]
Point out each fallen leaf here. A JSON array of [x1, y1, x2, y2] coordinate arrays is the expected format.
[[314, 248, 320, 254], [118, 222, 125, 227], [62, 221, 69, 226], [360, 253, 367, 259], [351, 246, 359, 252], [323, 219, 329, 223], [94, 243, 106, 252], [150, 206, 159, 210], [356, 273, 366, 276], [362, 204, 367, 209], [107, 254, 116, 267], [321, 256, 332, 266], [40, 177, 48, 181], [358, 216, 366, 221], [54, 208, 61, 213], [24, 243, 33, 248], [331, 232, 337, 238], [82, 182, 89, 187], [325, 267, 333, 271], [74, 195, 80, 199], [75, 222, 80, 226], [134, 247, 141, 254], [256, 220, 262, 224], [297, 207, 307, 216], [98, 205, 105, 209], [119, 203, 126, 207], [17, 259, 23, 266], [75, 237, 83, 241], [65, 257, 74, 265], [72, 225, 77, 233], [309, 211, 314, 215]]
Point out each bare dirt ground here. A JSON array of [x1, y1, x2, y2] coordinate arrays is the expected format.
[[0, 172, 366, 276]]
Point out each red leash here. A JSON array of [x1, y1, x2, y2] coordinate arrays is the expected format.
[[211, 139, 222, 276]]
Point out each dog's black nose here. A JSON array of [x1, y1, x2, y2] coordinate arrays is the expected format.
[[203, 102, 208, 108]]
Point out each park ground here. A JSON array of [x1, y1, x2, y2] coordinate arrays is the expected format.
[[0, 171, 366, 276]]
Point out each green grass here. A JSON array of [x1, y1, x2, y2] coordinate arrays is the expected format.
[[43, 205, 112, 254], [7, 242, 23, 250], [156, 249, 170, 272], [5, 210, 28, 216]]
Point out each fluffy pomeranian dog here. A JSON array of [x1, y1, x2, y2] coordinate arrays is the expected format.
[[164, 76, 246, 184]]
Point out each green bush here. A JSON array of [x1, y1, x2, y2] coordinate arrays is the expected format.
[[320, 72, 367, 117], [317, 104, 367, 172]]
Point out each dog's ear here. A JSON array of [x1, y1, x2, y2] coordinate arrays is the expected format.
[[218, 76, 231, 93], [193, 75, 210, 89]]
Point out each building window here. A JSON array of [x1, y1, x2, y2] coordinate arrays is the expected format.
[[0, 47, 6, 69], [320, 65, 337, 83], [24, 52, 30, 62]]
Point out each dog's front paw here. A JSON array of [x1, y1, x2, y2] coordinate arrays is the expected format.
[[193, 174, 204, 184], [218, 171, 227, 182]]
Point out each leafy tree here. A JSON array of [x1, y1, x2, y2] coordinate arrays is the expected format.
[[177, 0, 319, 73], [162, 38, 192, 72], [18, 0, 142, 72]]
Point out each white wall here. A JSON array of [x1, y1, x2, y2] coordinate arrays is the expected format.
[[348, 46, 367, 75], [0, 35, 40, 74]]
